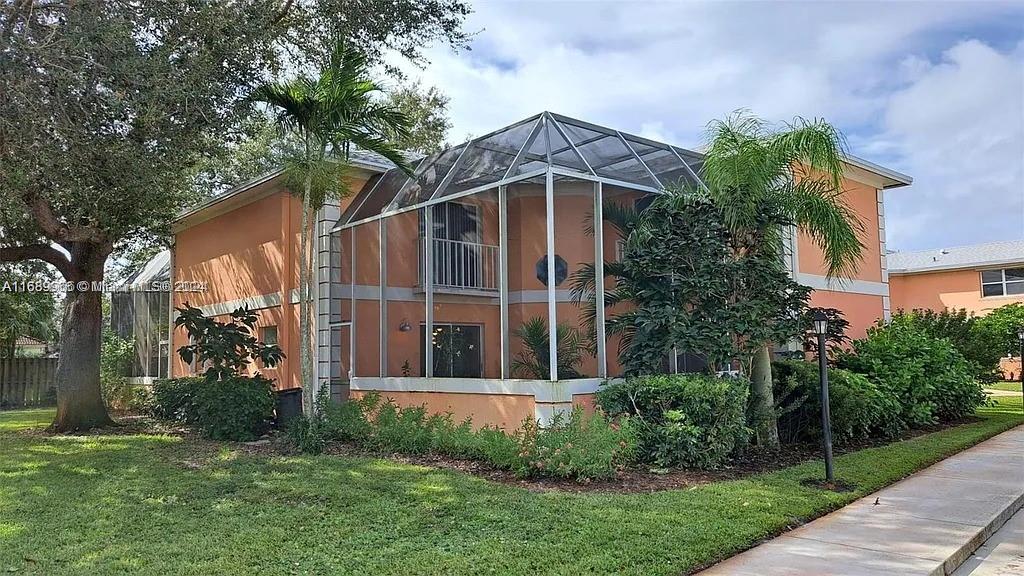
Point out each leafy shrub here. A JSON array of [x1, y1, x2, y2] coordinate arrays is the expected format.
[[891, 309, 1003, 383], [773, 360, 901, 443], [367, 402, 436, 454], [151, 377, 204, 421], [100, 329, 143, 410], [973, 303, 1024, 363], [476, 426, 521, 469], [190, 376, 275, 440], [320, 392, 377, 442], [285, 413, 328, 455], [288, 392, 635, 481], [152, 376, 274, 441], [839, 320, 985, 427], [173, 305, 284, 381], [516, 408, 637, 480], [597, 374, 749, 468]]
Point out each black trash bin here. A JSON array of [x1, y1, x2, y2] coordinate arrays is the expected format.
[[274, 388, 303, 426]]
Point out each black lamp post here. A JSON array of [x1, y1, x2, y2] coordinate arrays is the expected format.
[[1017, 327, 1024, 413], [813, 309, 835, 483]]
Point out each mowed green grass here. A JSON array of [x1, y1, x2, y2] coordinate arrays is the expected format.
[[1, 397, 1022, 576], [987, 380, 1022, 393]]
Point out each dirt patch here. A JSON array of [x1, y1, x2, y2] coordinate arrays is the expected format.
[[799, 477, 857, 492]]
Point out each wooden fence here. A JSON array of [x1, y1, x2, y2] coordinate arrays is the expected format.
[[0, 357, 58, 408]]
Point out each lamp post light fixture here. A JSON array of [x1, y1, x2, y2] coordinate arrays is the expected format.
[[1018, 327, 1024, 413], [813, 309, 835, 483]]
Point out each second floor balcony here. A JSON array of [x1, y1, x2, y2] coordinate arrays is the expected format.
[[418, 237, 500, 294]]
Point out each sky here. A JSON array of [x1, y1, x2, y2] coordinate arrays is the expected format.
[[387, 0, 1024, 253]]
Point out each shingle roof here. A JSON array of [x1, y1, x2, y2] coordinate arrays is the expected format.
[[888, 240, 1024, 274], [15, 336, 46, 347]]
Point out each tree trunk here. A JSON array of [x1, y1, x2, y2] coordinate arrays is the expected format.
[[51, 282, 113, 431], [297, 190, 314, 415], [748, 344, 779, 448]]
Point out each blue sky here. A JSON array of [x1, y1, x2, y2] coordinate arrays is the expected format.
[[388, 0, 1024, 253]]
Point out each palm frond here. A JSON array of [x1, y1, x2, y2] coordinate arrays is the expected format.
[[782, 177, 865, 278]]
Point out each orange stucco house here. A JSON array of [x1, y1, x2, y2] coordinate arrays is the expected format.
[[889, 240, 1024, 378], [889, 240, 1024, 315], [170, 112, 911, 428]]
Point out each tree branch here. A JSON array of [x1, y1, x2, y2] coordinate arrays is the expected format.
[[271, 0, 295, 23], [0, 243, 75, 280], [21, 189, 105, 244]]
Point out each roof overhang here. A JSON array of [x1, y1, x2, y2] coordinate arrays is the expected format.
[[172, 160, 388, 233], [843, 154, 912, 189], [889, 257, 1024, 275]]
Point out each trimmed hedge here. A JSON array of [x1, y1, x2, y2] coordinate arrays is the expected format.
[[596, 374, 749, 468], [151, 376, 274, 441]]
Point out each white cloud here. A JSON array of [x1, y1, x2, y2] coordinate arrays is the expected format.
[[882, 39, 1024, 250], [387, 1, 1024, 249]]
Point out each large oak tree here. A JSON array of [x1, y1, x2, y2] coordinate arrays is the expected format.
[[0, 0, 469, 431]]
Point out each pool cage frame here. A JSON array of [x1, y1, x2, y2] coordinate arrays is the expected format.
[[328, 111, 706, 387]]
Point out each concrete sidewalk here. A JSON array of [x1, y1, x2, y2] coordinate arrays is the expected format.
[[699, 425, 1024, 576], [953, 506, 1024, 575]]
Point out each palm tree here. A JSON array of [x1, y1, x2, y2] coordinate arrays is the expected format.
[[701, 111, 864, 447], [511, 316, 584, 379], [253, 41, 411, 413]]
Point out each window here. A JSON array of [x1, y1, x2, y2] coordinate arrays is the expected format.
[[615, 238, 626, 262], [260, 325, 279, 345], [420, 323, 483, 378], [981, 268, 1024, 297]]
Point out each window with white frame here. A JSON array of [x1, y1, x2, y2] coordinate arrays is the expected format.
[[981, 267, 1024, 297]]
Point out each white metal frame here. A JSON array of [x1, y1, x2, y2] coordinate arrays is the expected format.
[[333, 111, 710, 392]]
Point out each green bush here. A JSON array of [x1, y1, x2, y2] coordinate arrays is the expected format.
[[289, 393, 635, 481], [773, 360, 902, 443], [285, 413, 328, 455], [597, 374, 749, 468], [320, 392, 377, 442], [476, 426, 521, 469], [100, 329, 143, 410], [152, 376, 274, 441], [839, 320, 985, 427], [190, 376, 275, 440], [891, 309, 1003, 383], [973, 303, 1024, 364], [151, 377, 204, 421], [517, 408, 637, 480]]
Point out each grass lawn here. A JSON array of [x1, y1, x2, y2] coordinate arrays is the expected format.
[[1, 398, 1022, 576], [987, 380, 1022, 393]]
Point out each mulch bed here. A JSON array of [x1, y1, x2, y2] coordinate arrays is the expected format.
[[15, 411, 982, 494]]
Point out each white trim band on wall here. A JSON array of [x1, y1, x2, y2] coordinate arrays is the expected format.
[[796, 273, 890, 297], [198, 292, 282, 317], [349, 376, 606, 403]]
